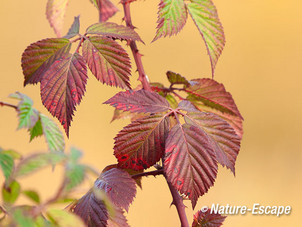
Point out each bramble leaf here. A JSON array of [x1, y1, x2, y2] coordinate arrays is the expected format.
[[186, 78, 243, 138], [104, 90, 170, 113], [153, 0, 187, 42], [89, 0, 118, 22], [82, 36, 131, 89], [47, 209, 85, 227], [187, 0, 225, 77], [2, 181, 21, 204], [64, 16, 80, 39], [29, 119, 43, 141], [164, 123, 218, 209], [185, 112, 240, 174], [167, 71, 189, 86], [95, 168, 136, 211], [86, 22, 142, 42], [21, 38, 71, 85], [15, 153, 65, 177], [177, 100, 199, 112], [0, 151, 14, 181], [111, 109, 147, 123], [22, 190, 40, 204], [9, 92, 39, 129], [72, 190, 109, 226], [192, 209, 226, 227], [65, 164, 86, 191], [114, 114, 169, 170], [107, 206, 129, 227], [46, 0, 69, 37], [40, 53, 88, 136]]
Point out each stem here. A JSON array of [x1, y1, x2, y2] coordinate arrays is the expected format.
[[0, 101, 17, 110], [131, 169, 163, 179], [122, 1, 152, 91]]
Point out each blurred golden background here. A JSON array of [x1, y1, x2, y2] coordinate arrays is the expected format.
[[0, 0, 301, 226]]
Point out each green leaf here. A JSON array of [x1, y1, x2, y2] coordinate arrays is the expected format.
[[29, 119, 43, 141], [70, 147, 82, 162], [165, 94, 178, 109], [64, 16, 80, 39], [65, 164, 85, 191], [22, 190, 40, 204], [40, 114, 65, 152], [82, 36, 131, 89], [166, 71, 189, 86], [153, 0, 187, 42], [46, 0, 69, 37], [15, 153, 65, 178], [12, 209, 36, 227], [21, 38, 71, 85], [187, 0, 225, 77], [0, 149, 22, 160], [2, 181, 21, 204], [86, 22, 143, 42], [47, 209, 85, 227], [9, 92, 39, 129], [0, 152, 14, 181]]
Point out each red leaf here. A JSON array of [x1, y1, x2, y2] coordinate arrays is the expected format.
[[72, 190, 108, 227], [186, 79, 243, 138], [21, 38, 71, 86], [40, 53, 88, 136], [107, 206, 129, 227], [82, 36, 131, 89], [192, 209, 226, 227], [46, 0, 69, 37], [164, 123, 218, 209], [86, 22, 142, 42], [185, 112, 241, 174], [95, 168, 136, 212], [153, 0, 188, 42], [104, 90, 170, 113], [95, 0, 118, 22], [114, 115, 169, 170]]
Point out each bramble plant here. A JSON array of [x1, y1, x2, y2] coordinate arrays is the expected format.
[[0, 0, 243, 226]]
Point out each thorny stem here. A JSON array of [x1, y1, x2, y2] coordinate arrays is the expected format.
[[122, 1, 152, 91], [131, 169, 164, 179], [0, 101, 17, 110], [121, 1, 189, 226]]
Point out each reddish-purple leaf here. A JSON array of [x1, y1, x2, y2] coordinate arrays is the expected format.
[[186, 78, 243, 138], [185, 112, 240, 174], [107, 206, 129, 227], [192, 209, 226, 227], [153, 0, 187, 42], [167, 71, 189, 86], [92, 0, 119, 22], [86, 22, 143, 42], [187, 0, 225, 77], [40, 53, 87, 136], [178, 100, 199, 112], [72, 190, 108, 227], [164, 123, 218, 209], [46, 0, 69, 37], [104, 90, 170, 113], [114, 114, 169, 170], [21, 38, 71, 85], [111, 109, 147, 123], [95, 168, 136, 212], [82, 36, 131, 89]]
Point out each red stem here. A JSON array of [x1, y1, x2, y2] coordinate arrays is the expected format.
[[0, 101, 17, 110], [131, 169, 163, 179], [122, 1, 152, 91], [121, 2, 189, 226]]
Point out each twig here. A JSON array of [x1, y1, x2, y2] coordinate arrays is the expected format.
[[122, 1, 152, 91], [131, 169, 163, 179], [0, 101, 17, 110]]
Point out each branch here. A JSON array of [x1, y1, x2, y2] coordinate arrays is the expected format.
[[0, 101, 17, 110], [122, 1, 152, 91], [131, 169, 163, 179]]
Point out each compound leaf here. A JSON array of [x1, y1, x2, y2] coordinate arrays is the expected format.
[[46, 0, 69, 37], [114, 115, 169, 170], [153, 0, 187, 42], [86, 22, 142, 42], [185, 112, 241, 174], [95, 168, 136, 211], [104, 90, 170, 113], [192, 209, 226, 227], [187, 0, 225, 77], [40, 53, 88, 137], [22, 38, 71, 85], [64, 16, 80, 39], [164, 123, 218, 209], [186, 78, 243, 138], [82, 36, 131, 89]]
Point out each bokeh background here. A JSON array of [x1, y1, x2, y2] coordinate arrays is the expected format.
[[0, 0, 301, 226]]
